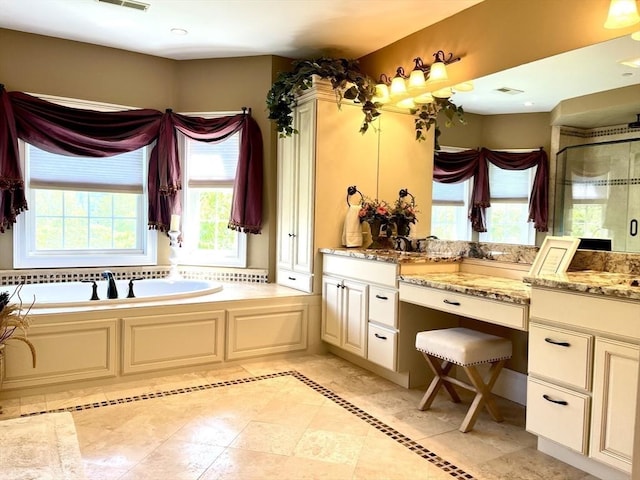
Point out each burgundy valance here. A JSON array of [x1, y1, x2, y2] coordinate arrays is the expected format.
[[434, 147, 549, 233], [0, 85, 263, 234]]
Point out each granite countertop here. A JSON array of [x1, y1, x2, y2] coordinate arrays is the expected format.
[[524, 271, 640, 302], [399, 272, 531, 305], [319, 248, 462, 264]]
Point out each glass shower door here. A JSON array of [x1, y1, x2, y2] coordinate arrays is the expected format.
[[555, 138, 640, 252]]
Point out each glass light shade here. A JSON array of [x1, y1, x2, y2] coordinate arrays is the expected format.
[[390, 76, 408, 98], [604, 0, 640, 28], [413, 92, 434, 104], [633, 30, 640, 40], [432, 87, 453, 99], [453, 81, 474, 92], [395, 98, 416, 109], [373, 83, 390, 104], [427, 61, 448, 82], [408, 69, 426, 90]]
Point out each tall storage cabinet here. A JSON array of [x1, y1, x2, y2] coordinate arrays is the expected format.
[[276, 80, 433, 294], [276, 101, 316, 292]]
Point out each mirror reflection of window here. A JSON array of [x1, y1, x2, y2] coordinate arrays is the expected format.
[[479, 163, 536, 245], [431, 179, 471, 241]]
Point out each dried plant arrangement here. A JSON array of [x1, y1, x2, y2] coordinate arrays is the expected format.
[[0, 285, 36, 371]]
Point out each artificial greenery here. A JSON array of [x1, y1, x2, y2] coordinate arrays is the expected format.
[[266, 57, 465, 148], [413, 98, 466, 150], [266, 57, 380, 137]]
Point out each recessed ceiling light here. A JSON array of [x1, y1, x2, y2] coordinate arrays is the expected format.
[[524, 101, 534, 107], [171, 28, 188, 36]]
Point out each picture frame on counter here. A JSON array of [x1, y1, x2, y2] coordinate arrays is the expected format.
[[528, 236, 580, 276]]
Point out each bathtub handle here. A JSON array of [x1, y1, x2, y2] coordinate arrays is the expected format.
[[127, 278, 144, 299], [81, 280, 100, 301]]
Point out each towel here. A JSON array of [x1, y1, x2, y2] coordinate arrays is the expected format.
[[342, 205, 363, 247]]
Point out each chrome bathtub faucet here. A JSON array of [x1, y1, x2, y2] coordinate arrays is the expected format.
[[101, 270, 118, 299]]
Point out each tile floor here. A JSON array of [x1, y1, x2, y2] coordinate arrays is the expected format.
[[1, 353, 598, 480]]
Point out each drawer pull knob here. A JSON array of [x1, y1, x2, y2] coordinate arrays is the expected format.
[[544, 337, 570, 347], [374, 333, 388, 340], [375, 295, 389, 300], [543, 394, 568, 406], [288, 276, 296, 281], [443, 299, 461, 306]]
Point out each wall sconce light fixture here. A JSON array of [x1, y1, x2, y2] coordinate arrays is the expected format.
[[604, 0, 640, 28], [373, 50, 474, 108]]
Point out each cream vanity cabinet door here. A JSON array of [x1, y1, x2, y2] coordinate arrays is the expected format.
[[321, 275, 368, 358], [276, 100, 316, 293], [589, 337, 639, 473]]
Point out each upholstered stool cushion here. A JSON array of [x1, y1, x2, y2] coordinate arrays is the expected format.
[[415, 327, 512, 366]]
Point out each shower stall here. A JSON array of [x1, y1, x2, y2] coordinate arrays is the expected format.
[[554, 137, 640, 252]]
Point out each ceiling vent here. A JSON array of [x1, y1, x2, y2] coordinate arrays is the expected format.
[[96, 0, 150, 12], [495, 87, 524, 95]]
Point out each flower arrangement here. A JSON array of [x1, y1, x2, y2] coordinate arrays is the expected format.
[[358, 197, 391, 224], [391, 197, 419, 225], [0, 286, 36, 372]]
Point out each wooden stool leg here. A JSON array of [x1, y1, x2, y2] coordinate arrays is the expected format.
[[459, 359, 506, 433], [418, 354, 460, 411]]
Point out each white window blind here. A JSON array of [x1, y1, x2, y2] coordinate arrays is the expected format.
[[488, 163, 534, 201], [187, 133, 239, 186], [28, 146, 144, 193], [432, 181, 465, 205]]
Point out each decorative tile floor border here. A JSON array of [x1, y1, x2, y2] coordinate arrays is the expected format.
[[21, 370, 475, 480]]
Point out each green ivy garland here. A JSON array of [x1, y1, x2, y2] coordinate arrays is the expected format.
[[266, 57, 465, 149]]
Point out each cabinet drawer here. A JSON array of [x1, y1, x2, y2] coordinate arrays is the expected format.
[[530, 288, 640, 339], [367, 324, 397, 371], [529, 323, 593, 390], [399, 283, 528, 330], [277, 269, 312, 293], [369, 286, 398, 328], [323, 254, 398, 287], [526, 377, 590, 454]]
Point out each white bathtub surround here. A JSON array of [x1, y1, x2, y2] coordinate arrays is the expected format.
[[0, 282, 321, 399], [0, 412, 85, 479]]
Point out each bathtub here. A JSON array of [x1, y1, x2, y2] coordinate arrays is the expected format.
[[2, 278, 223, 308]]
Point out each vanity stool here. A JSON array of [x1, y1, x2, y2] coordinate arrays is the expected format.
[[415, 327, 512, 433]]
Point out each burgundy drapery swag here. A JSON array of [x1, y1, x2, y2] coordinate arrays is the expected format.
[[434, 147, 549, 233], [0, 85, 263, 234]]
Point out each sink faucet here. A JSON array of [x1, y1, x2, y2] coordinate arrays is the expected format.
[[102, 270, 118, 299]]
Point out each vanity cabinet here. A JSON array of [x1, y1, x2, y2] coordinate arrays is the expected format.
[[321, 275, 368, 357], [321, 253, 401, 367], [527, 287, 640, 476]]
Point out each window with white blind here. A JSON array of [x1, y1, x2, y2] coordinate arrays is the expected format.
[[479, 162, 536, 245], [180, 131, 246, 267], [13, 96, 156, 268], [564, 171, 609, 238], [431, 179, 472, 241]]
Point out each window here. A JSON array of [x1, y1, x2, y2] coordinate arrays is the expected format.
[[564, 171, 609, 238], [13, 96, 156, 268], [479, 163, 536, 245], [180, 131, 246, 267], [431, 179, 472, 240]]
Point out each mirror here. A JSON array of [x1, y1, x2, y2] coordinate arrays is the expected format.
[[436, 35, 640, 252]]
